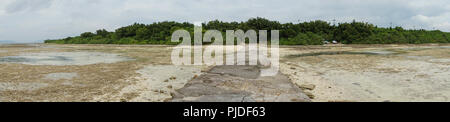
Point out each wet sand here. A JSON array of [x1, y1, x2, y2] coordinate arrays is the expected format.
[[0, 44, 449, 102], [280, 44, 450, 102]]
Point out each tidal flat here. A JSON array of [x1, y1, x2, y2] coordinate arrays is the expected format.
[[0, 44, 448, 102]]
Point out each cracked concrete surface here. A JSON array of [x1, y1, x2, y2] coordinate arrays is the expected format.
[[171, 65, 311, 102]]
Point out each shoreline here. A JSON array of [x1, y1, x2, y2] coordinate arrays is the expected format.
[[0, 44, 449, 102]]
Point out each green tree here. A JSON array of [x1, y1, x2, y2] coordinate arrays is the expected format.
[[80, 32, 95, 38], [96, 29, 109, 37]]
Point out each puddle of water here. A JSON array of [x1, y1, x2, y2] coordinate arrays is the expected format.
[[0, 52, 132, 65], [395, 46, 450, 51], [440, 46, 450, 49], [286, 46, 450, 58], [405, 56, 433, 60], [396, 47, 433, 52], [209, 66, 260, 79], [429, 59, 450, 63], [44, 73, 78, 80], [0, 82, 49, 91], [362, 50, 398, 55]]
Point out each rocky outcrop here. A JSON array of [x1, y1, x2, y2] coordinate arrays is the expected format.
[[171, 65, 311, 102]]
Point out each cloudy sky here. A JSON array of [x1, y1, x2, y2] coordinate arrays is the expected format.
[[0, 0, 449, 42]]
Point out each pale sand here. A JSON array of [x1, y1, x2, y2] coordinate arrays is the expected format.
[[94, 65, 204, 102], [280, 45, 450, 102], [1, 44, 449, 102]]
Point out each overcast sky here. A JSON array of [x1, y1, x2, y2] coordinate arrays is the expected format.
[[1, 0, 450, 42]]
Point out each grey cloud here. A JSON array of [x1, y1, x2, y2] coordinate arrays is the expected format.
[[5, 0, 54, 13], [0, 0, 449, 42]]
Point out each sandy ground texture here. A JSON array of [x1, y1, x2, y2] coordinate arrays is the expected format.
[[0, 44, 310, 102], [0, 44, 159, 101], [0, 43, 449, 102], [280, 44, 450, 102]]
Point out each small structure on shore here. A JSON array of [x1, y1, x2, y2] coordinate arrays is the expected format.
[[332, 40, 338, 44], [324, 40, 339, 45]]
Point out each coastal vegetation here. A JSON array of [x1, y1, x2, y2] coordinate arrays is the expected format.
[[45, 17, 450, 45]]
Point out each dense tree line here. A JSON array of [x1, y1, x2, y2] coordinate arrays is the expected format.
[[45, 17, 450, 45]]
